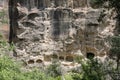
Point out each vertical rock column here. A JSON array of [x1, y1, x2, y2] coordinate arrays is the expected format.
[[9, 0, 18, 43]]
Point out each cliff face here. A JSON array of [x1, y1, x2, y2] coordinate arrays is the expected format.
[[8, 0, 116, 68]]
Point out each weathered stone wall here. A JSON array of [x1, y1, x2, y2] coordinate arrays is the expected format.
[[9, 0, 116, 68]]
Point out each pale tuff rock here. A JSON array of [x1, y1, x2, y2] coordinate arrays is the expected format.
[[7, 0, 116, 69]]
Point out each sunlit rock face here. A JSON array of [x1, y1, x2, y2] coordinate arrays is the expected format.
[[9, 0, 116, 68]]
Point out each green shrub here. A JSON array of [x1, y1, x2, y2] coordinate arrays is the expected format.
[[0, 10, 8, 24], [46, 60, 62, 78], [71, 59, 106, 80], [0, 54, 64, 80], [64, 73, 73, 80], [0, 56, 22, 80], [23, 69, 47, 80]]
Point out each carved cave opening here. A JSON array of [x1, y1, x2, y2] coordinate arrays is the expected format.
[[28, 60, 35, 64], [52, 54, 58, 59], [36, 59, 43, 63], [59, 56, 64, 61], [66, 56, 74, 62], [27, 13, 40, 20], [86, 52, 95, 59]]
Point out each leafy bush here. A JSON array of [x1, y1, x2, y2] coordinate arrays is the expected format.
[[81, 59, 105, 80], [64, 73, 73, 80], [109, 35, 120, 70], [0, 56, 22, 80], [0, 55, 64, 80], [0, 10, 8, 24], [23, 70, 47, 80], [72, 59, 106, 80], [46, 60, 62, 78]]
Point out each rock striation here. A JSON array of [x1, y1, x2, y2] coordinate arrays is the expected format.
[[8, 0, 116, 69]]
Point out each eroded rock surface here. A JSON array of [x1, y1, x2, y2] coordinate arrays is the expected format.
[[8, 0, 116, 69]]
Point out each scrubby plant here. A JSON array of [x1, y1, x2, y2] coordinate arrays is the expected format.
[[0, 56, 22, 80], [46, 60, 62, 78], [109, 35, 120, 70], [0, 56, 62, 80], [64, 73, 73, 80], [23, 69, 47, 80], [107, 35, 120, 80], [81, 59, 106, 80], [0, 33, 10, 56], [72, 59, 106, 80], [74, 55, 84, 63], [0, 10, 8, 24]]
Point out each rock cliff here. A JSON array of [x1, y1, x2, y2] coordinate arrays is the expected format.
[[8, 0, 116, 69]]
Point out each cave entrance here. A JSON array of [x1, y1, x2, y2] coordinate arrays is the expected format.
[[52, 54, 58, 59], [59, 56, 64, 61], [66, 56, 73, 62], [36, 59, 43, 63], [28, 60, 35, 64], [86, 52, 95, 59]]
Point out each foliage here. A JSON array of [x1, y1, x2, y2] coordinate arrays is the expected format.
[[23, 69, 47, 80], [0, 10, 8, 24], [0, 56, 63, 80], [81, 59, 105, 80], [74, 55, 84, 63], [90, 0, 120, 9], [0, 56, 22, 80], [109, 35, 120, 70], [72, 73, 83, 80], [0, 34, 15, 51], [90, 0, 120, 11], [72, 59, 106, 80], [0, 34, 10, 56], [109, 0, 120, 13], [64, 73, 73, 80], [0, 38, 8, 48], [46, 60, 62, 78]]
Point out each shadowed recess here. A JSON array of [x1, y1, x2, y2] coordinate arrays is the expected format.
[[28, 60, 35, 64], [59, 56, 64, 61], [28, 13, 39, 20], [86, 52, 95, 59], [52, 54, 58, 59], [36, 59, 43, 63], [66, 56, 73, 62]]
